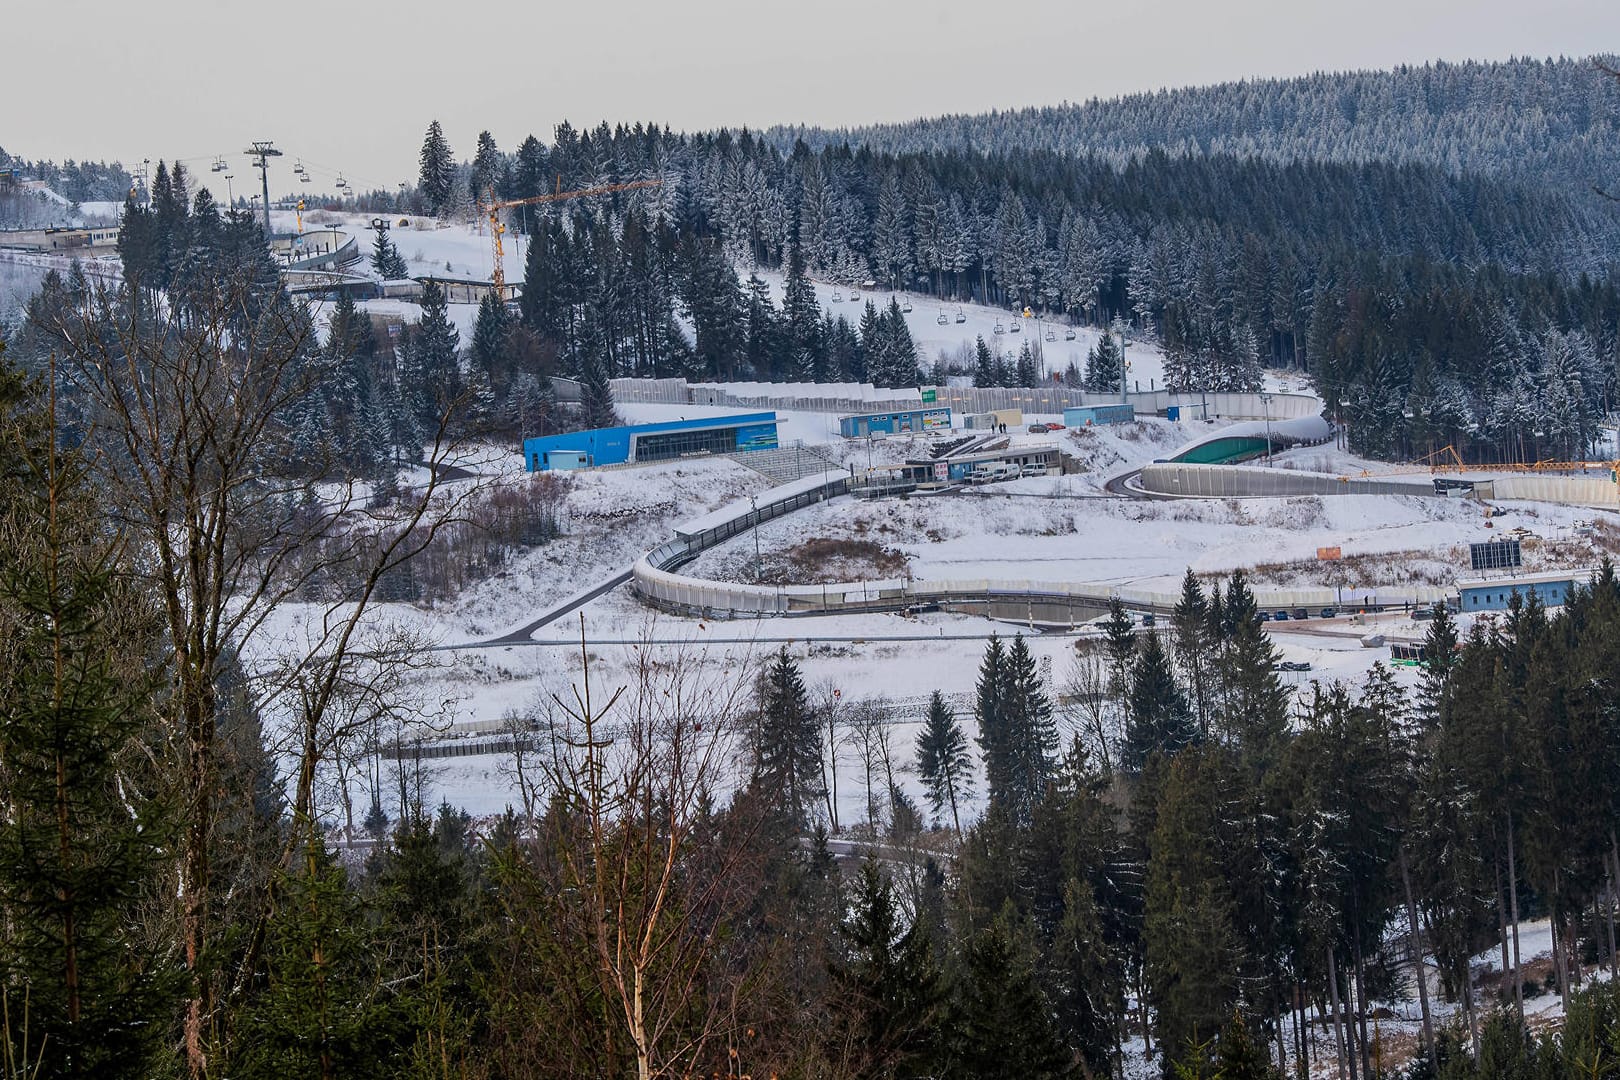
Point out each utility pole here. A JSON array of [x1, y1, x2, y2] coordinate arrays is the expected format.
[[243, 141, 282, 235]]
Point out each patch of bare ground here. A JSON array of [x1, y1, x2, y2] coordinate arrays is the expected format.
[[1240, 551, 1455, 590], [752, 536, 911, 585]]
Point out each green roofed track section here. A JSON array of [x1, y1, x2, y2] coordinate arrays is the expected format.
[[1168, 435, 1275, 465]]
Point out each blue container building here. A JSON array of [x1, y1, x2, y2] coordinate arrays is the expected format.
[[1456, 570, 1592, 612], [523, 412, 779, 471], [838, 407, 952, 438]]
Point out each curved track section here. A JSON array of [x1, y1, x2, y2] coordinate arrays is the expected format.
[[629, 471, 1448, 625]]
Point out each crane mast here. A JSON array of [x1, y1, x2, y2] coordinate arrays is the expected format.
[[485, 178, 663, 295]]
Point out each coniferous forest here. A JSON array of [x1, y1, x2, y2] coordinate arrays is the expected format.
[[1, 53, 1620, 1080]]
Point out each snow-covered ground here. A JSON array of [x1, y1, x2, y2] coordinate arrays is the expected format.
[[277, 209, 1177, 388], [744, 266, 1171, 388]]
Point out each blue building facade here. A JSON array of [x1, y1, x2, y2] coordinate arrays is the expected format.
[[1457, 571, 1587, 612], [523, 412, 779, 471], [1064, 404, 1136, 427], [838, 407, 952, 438]]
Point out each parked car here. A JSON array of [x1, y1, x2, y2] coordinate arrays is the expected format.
[[1045, 422, 1065, 431], [1028, 423, 1048, 434], [1272, 610, 1289, 621], [1140, 613, 1157, 627], [1292, 608, 1310, 621], [1282, 661, 1313, 672], [1257, 611, 1272, 622], [1021, 463, 1047, 477], [1319, 607, 1337, 619]]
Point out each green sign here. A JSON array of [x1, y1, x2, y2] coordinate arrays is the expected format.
[[920, 387, 937, 403]]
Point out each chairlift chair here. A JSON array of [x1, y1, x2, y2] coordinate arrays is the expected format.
[[850, 288, 860, 300], [831, 288, 844, 302], [1008, 320, 1020, 333], [936, 311, 949, 325], [955, 308, 967, 323], [1045, 329, 1056, 342], [1064, 328, 1076, 341], [901, 298, 913, 313], [993, 320, 1005, 334], [211, 158, 226, 173]]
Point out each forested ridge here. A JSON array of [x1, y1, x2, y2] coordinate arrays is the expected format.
[[401, 59, 1620, 467], [768, 56, 1620, 192]]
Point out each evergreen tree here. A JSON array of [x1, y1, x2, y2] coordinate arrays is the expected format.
[[1170, 570, 1214, 734], [578, 353, 618, 430], [1015, 341, 1038, 387], [0, 349, 180, 1079], [409, 281, 462, 426], [828, 862, 944, 1079], [468, 129, 501, 208], [371, 227, 409, 280], [781, 241, 823, 377], [915, 690, 973, 837], [1085, 330, 1123, 393], [974, 635, 1014, 818], [418, 120, 456, 216], [1124, 631, 1197, 770], [973, 336, 996, 388], [1003, 634, 1058, 824], [469, 291, 512, 391], [949, 908, 1070, 1080], [1143, 750, 1243, 1063], [754, 647, 824, 825]]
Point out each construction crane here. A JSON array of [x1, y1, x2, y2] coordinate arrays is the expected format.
[[1357, 445, 1620, 484], [485, 178, 663, 295]]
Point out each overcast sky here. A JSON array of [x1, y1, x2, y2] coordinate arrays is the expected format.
[[8, 0, 1619, 200]]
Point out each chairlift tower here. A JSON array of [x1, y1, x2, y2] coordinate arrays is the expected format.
[[243, 141, 282, 235]]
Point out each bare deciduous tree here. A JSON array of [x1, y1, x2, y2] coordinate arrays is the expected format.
[[37, 270, 471, 1076]]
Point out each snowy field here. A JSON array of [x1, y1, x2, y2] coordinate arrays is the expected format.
[[287, 428, 1620, 827]]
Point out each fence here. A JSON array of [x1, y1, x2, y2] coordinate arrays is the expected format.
[[609, 376, 1320, 424]]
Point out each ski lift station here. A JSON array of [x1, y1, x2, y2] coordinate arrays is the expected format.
[[522, 412, 780, 471], [837, 406, 953, 438], [1455, 569, 1596, 612]]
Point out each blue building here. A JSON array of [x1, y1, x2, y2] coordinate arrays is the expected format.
[[1456, 569, 1593, 612], [1064, 404, 1136, 427], [522, 412, 779, 471], [838, 407, 952, 438]]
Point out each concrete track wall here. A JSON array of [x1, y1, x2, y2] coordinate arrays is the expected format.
[[1482, 476, 1620, 508], [1141, 462, 1620, 509], [1140, 463, 1431, 499]]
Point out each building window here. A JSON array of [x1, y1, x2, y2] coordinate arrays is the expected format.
[[635, 426, 753, 462]]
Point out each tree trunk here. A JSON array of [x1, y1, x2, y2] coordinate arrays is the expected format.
[[1400, 849, 1435, 1062], [1327, 948, 1350, 1080], [1353, 930, 1372, 1080], [1606, 842, 1620, 979], [1507, 811, 1525, 1021]]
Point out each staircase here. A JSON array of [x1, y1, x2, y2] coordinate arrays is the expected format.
[[728, 443, 843, 484]]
